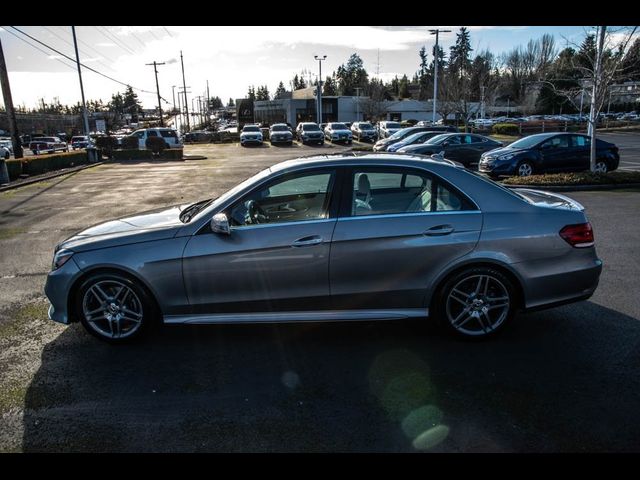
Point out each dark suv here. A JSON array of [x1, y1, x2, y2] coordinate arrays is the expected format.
[[296, 122, 325, 145]]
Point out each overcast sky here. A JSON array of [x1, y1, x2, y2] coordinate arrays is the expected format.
[[0, 26, 606, 110]]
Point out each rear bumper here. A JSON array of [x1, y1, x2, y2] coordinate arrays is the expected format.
[[520, 255, 603, 311]]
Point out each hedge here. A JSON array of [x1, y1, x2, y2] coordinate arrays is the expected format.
[[111, 148, 184, 161], [5, 160, 23, 181], [502, 170, 640, 186], [21, 151, 89, 176], [492, 123, 520, 136]]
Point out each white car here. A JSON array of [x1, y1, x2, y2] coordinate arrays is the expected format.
[[377, 121, 402, 139], [323, 122, 353, 144], [240, 125, 263, 146], [0, 138, 13, 158]]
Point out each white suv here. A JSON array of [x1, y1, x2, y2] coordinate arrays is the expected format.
[[129, 128, 182, 149]]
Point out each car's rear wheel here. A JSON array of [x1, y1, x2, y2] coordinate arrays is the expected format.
[[594, 160, 608, 173], [434, 267, 516, 338], [517, 161, 534, 177], [76, 273, 155, 343]]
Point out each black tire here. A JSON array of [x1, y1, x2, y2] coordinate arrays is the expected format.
[[75, 272, 157, 344], [432, 266, 517, 339], [3, 151, 9, 160]]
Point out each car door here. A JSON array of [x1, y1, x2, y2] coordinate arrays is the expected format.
[[570, 134, 591, 171], [441, 134, 464, 162], [539, 135, 576, 172], [329, 166, 482, 311], [181, 168, 341, 315]]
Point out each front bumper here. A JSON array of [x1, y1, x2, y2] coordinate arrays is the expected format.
[[44, 257, 82, 325]]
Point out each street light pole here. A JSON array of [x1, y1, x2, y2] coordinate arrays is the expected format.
[[172, 85, 177, 113], [71, 26, 93, 161], [180, 50, 190, 132], [429, 28, 451, 123], [314, 55, 326, 124], [355, 87, 361, 121]]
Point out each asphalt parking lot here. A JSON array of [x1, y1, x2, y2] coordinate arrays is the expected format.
[[0, 141, 639, 452]]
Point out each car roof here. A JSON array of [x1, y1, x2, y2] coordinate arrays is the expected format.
[[269, 153, 463, 175]]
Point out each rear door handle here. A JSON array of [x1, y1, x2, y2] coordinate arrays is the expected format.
[[424, 224, 455, 236], [291, 235, 323, 247]]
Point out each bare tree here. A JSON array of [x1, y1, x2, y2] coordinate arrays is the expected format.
[[549, 26, 638, 171]]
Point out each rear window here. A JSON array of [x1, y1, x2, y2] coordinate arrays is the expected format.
[[302, 124, 321, 131], [386, 122, 401, 129], [271, 125, 288, 132], [243, 126, 260, 132], [160, 130, 178, 138]]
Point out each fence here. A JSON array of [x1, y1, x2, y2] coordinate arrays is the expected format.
[[469, 119, 640, 136]]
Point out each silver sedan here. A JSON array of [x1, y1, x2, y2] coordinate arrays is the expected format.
[[45, 154, 602, 343]]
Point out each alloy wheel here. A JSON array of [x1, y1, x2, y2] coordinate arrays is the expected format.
[[517, 162, 533, 176], [594, 161, 608, 173], [445, 274, 510, 336], [82, 280, 144, 340]]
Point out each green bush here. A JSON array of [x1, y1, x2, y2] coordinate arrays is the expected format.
[[121, 136, 139, 150], [94, 136, 120, 158], [145, 136, 166, 156], [21, 151, 88, 176], [5, 160, 23, 181], [492, 123, 520, 136]]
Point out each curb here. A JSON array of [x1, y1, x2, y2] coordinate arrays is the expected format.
[[0, 161, 104, 193], [503, 182, 640, 192]]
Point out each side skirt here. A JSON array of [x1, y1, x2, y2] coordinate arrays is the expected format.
[[163, 309, 428, 325]]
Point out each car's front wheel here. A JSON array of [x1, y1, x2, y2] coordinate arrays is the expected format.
[[434, 267, 516, 338], [75, 273, 155, 343], [517, 161, 534, 177]]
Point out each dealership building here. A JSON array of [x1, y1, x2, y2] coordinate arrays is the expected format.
[[253, 87, 471, 126]]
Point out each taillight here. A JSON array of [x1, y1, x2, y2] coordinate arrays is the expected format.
[[560, 223, 594, 248]]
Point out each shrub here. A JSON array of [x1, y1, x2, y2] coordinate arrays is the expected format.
[[492, 123, 520, 136], [94, 136, 120, 158], [145, 136, 166, 156], [121, 136, 139, 150]]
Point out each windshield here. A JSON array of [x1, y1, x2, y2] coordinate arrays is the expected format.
[[386, 122, 402, 130], [303, 124, 321, 131], [330, 123, 348, 130], [243, 126, 260, 132], [507, 135, 547, 149], [359, 123, 374, 130], [271, 125, 288, 132], [424, 134, 451, 145], [401, 132, 430, 144]]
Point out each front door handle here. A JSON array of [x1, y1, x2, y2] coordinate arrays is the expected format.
[[424, 224, 455, 236], [291, 235, 323, 247]]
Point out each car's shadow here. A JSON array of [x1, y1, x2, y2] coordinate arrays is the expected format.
[[22, 301, 640, 452]]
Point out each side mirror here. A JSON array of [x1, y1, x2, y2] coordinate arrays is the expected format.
[[211, 213, 230, 235], [442, 141, 450, 147]]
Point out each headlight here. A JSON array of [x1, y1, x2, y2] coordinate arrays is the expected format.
[[52, 249, 74, 270], [498, 153, 515, 161]]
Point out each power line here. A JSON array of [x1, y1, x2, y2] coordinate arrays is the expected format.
[[41, 26, 118, 74], [94, 25, 137, 56], [162, 27, 173, 38], [2, 27, 78, 72], [128, 30, 147, 49], [8, 26, 158, 97], [149, 29, 162, 42], [67, 26, 119, 64]]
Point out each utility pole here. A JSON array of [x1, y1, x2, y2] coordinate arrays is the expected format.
[[171, 85, 177, 113], [180, 50, 190, 131], [0, 37, 23, 163], [314, 55, 326, 124], [429, 28, 451, 123], [179, 86, 191, 133], [71, 26, 93, 162], [206, 80, 210, 125], [480, 85, 486, 119], [589, 25, 607, 171], [146, 61, 165, 127], [579, 88, 585, 122]]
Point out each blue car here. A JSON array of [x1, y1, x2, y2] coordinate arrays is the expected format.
[[479, 132, 620, 178]]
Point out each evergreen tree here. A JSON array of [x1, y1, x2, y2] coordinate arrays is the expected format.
[[399, 74, 410, 98], [122, 86, 142, 115], [274, 81, 287, 99], [247, 86, 256, 100], [449, 27, 473, 79], [336, 53, 369, 95], [228, 98, 235, 107], [323, 75, 338, 96]]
